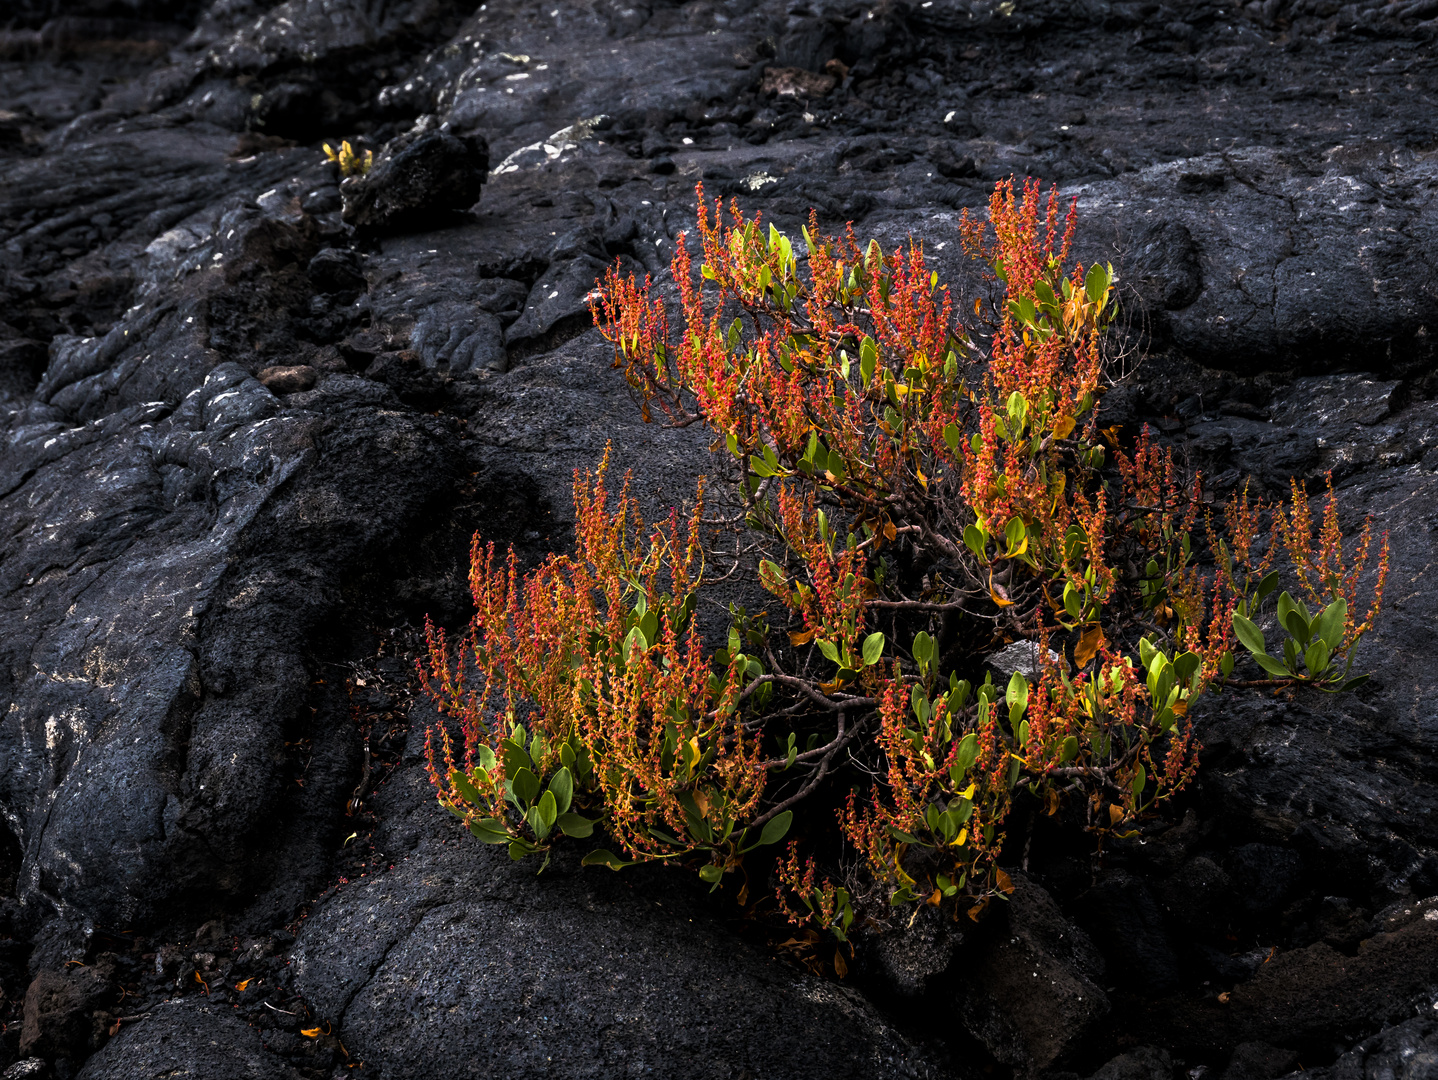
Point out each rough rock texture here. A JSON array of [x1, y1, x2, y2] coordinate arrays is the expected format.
[[1290, 1016, 1438, 1080], [341, 118, 490, 232], [19, 957, 116, 1064], [0, 353, 454, 941], [290, 711, 954, 1080], [1, 0, 1437, 1076], [74, 998, 303, 1080], [952, 875, 1109, 1075], [1222, 1042, 1300, 1080], [1088, 1046, 1174, 1080]]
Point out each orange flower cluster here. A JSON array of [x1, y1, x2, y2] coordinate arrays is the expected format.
[[837, 673, 1012, 904], [592, 185, 966, 526], [775, 842, 856, 941], [422, 449, 765, 866], [760, 485, 871, 660], [1277, 474, 1389, 646], [958, 177, 1097, 410]]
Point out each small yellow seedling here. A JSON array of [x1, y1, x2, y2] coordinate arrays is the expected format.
[[323, 140, 373, 177]]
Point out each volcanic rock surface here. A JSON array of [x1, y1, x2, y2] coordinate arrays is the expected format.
[[1, 0, 1437, 1077]]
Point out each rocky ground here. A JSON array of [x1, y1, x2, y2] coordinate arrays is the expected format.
[[1, 0, 1437, 1077]]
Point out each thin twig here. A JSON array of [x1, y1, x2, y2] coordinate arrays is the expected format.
[[749, 712, 863, 829], [866, 598, 971, 613]]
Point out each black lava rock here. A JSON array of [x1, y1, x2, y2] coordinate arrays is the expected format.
[[4, 0, 1438, 1076], [341, 120, 490, 234]]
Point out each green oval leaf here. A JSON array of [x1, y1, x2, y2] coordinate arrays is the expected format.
[[758, 810, 793, 847], [502, 742, 529, 779], [1255, 571, 1281, 601], [622, 625, 647, 665], [1172, 651, 1201, 685], [1084, 262, 1110, 305], [1004, 516, 1026, 554], [1283, 609, 1312, 647], [862, 631, 886, 667], [963, 524, 988, 561], [1231, 613, 1269, 659], [557, 812, 598, 838], [1277, 591, 1304, 634], [912, 631, 934, 666], [581, 849, 637, 870], [537, 789, 558, 830], [1006, 671, 1029, 713], [953, 732, 979, 776], [1138, 636, 1158, 671], [467, 818, 511, 844], [1315, 597, 1348, 651], [1152, 668, 1174, 710], [548, 766, 574, 816], [449, 769, 485, 807], [511, 767, 540, 806], [1253, 652, 1293, 678], [475, 744, 497, 775], [1059, 734, 1079, 763], [911, 684, 930, 724]]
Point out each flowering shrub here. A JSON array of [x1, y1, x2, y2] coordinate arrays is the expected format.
[[422, 179, 1388, 940], [423, 455, 794, 879]]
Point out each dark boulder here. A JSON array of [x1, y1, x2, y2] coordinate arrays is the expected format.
[[951, 875, 1109, 1075], [1226, 844, 1305, 921], [1088, 1046, 1174, 1080], [1290, 1016, 1438, 1080], [502, 254, 614, 349], [855, 903, 967, 1004], [0, 339, 47, 400], [1228, 912, 1438, 1054], [1074, 870, 1182, 996], [0, 340, 456, 947], [1126, 219, 1202, 312], [74, 998, 303, 1080], [19, 957, 116, 1065], [342, 120, 490, 234], [306, 247, 366, 296], [246, 81, 324, 142], [1222, 1042, 1299, 1080]]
